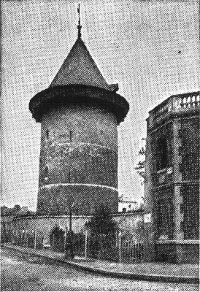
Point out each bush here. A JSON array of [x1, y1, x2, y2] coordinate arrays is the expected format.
[[98, 234, 119, 262], [88, 206, 118, 261], [89, 205, 117, 237], [73, 233, 85, 256]]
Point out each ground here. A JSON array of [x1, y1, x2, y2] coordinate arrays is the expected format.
[[1, 247, 198, 291]]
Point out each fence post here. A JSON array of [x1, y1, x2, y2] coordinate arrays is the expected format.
[[118, 231, 122, 263], [116, 231, 118, 247], [64, 227, 67, 251], [25, 231, 28, 247], [34, 228, 37, 249], [22, 229, 25, 246], [85, 229, 88, 259]]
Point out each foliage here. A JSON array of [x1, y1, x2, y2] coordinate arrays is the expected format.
[[88, 234, 119, 261], [73, 232, 85, 256], [1, 204, 35, 217], [135, 139, 146, 181], [89, 205, 117, 237]]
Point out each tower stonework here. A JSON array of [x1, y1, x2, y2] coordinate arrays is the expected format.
[[29, 35, 129, 215]]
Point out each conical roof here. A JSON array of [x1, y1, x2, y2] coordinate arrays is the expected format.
[[29, 35, 129, 124], [50, 37, 116, 91]]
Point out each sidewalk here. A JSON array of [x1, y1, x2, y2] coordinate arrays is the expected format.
[[2, 243, 199, 284]]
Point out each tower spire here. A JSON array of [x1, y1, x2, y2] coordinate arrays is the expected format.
[[77, 3, 82, 38]]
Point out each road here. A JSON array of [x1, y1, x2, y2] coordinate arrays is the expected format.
[[1, 247, 198, 291]]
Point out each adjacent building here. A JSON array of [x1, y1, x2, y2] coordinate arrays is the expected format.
[[144, 91, 199, 263], [118, 199, 139, 213]]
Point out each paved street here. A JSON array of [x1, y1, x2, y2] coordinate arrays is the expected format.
[[1, 247, 198, 291]]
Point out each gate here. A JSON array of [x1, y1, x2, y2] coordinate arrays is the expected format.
[[121, 240, 144, 263]]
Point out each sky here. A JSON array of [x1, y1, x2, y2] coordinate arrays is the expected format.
[[1, 0, 199, 210]]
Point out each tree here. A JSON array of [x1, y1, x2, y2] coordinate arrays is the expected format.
[[1, 205, 10, 216], [135, 139, 146, 183], [12, 204, 21, 215], [89, 205, 116, 237], [88, 205, 118, 260], [1, 204, 34, 217]]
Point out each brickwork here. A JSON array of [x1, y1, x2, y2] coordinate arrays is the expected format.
[[156, 242, 199, 263], [37, 105, 119, 215], [41, 105, 118, 151], [180, 184, 199, 239], [144, 91, 200, 263], [180, 118, 199, 181], [39, 144, 117, 187], [173, 185, 184, 240], [37, 185, 118, 215], [154, 186, 174, 240]]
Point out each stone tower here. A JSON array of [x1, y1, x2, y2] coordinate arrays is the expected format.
[[29, 19, 129, 215]]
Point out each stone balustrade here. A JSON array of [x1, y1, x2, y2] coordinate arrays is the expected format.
[[148, 91, 199, 128], [173, 92, 200, 110]]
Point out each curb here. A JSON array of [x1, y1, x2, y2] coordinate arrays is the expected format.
[[58, 260, 199, 284], [2, 245, 199, 284]]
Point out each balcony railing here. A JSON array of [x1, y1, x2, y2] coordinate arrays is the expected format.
[[173, 92, 200, 110], [148, 91, 200, 127]]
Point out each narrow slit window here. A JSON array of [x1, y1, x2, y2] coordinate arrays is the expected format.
[[44, 166, 48, 179], [70, 130, 72, 142], [46, 130, 49, 139]]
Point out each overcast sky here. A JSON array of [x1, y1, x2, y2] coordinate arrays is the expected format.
[[2, 0, 199, 210]]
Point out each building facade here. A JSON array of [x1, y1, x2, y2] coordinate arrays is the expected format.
[[29, 27, 129, 215], [118, 200, 139, 213], [144, 91, 199, 263]]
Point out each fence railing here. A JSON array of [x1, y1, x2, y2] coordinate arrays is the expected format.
[[121, 241, 144, 263], [1, 227, 144, 263]]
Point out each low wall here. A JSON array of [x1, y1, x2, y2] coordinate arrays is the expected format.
[[156, 240, 199, 264], [2, 214, 198, 264], [1, 211, 144, 245]]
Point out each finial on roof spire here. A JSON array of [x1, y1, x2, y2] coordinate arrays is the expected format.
[[77, 3, 82, 38]]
